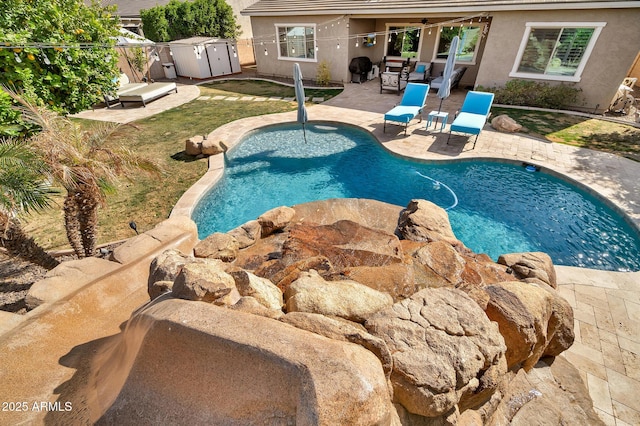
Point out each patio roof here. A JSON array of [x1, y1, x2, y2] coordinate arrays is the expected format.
[[241, 0, 640, 16]]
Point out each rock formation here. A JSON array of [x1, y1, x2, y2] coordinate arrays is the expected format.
[[491, 114, 523, 133], [95, 198, 595, 424]]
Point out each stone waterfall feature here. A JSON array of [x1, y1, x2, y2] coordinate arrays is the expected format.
[[81, 198, 602, 425]]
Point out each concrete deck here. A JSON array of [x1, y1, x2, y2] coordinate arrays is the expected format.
[[27, 76, 640, 425]]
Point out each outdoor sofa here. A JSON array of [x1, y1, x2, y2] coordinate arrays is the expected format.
[[430, 67, 467, 91]]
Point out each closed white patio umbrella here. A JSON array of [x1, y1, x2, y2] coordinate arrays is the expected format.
[[294, 63, 308, 143], [437, 36, 459, 112]]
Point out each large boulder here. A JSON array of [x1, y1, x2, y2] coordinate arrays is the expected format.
[[229, 269, 283, 310], [282, 220, 404, 268], [486, 357, 605, 425], [498, 252, 557, 288], [257, 206, 295, 237], [227, 220, 262, 249], [284, 270, 393, 323], [412, 241, 466, 285], [94, 299, 399, 425], [366, 287, 507, 418], [491, 115, 522, 133], [484, 281, 574, 370], [280, 311, 393, 377], [396, 199, 458, 243], [148, 249, 192, 300], [230, 296, 284, 320], [171, 260, 238, 305], [267, 256, 334, 291], [194, 232, 239, 262], [200, 138, 225, 156], [185, 135, 203, 156]]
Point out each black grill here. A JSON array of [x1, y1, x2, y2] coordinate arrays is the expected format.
[[349, 57, 373, 83]]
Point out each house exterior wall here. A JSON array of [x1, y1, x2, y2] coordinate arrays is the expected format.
[[476, 9, 640, 113], [348, 18, 378, 72], [251, 15, 350, 83]]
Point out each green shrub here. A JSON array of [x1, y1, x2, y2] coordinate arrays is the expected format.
[[316, 61, 331, 87], [0, 90, 38, 138], [0, 0, 120, 115], [141, 0, 239, 42], [478, 79, 583, 110]]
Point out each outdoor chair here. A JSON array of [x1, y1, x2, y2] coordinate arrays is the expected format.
[[380, 57, 410, 95], [447, 91, 494, 149], [408, 62, 432, 83], [430, 67, 467, 91], [383, 82, 430, 136]]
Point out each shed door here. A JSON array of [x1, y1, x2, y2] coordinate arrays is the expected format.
[[206, 44, 232, 76]]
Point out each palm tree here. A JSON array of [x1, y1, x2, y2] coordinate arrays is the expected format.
[[0, 140, 60, 269], [7, 89, 161, 258]]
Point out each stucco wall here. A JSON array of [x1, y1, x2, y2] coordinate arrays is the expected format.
[[347, 18, 379, 73], [476, 9, 640, 113], [367, 17, 489, 89], [252, 15, 350, 83]]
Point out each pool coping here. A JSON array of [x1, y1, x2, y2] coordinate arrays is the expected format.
[[170, 105, 640, 237]]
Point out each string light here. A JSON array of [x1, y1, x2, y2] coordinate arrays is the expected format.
[[2, 12, 489, 62]]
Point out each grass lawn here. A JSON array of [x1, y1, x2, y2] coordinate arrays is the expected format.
[[492, 107, 640, 160], [23, 81, 341, 251]]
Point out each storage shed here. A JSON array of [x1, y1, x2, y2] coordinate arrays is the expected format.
[[169, 37, 241, 79]]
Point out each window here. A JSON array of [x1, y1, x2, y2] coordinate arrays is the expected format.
[[276, 24, 316, 61], [511, 22, 605, 82], [386, 25, 421, 59], [435, 25, 482, 63]]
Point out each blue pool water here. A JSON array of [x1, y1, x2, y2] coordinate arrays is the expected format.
[[192, 123, 640, 271]]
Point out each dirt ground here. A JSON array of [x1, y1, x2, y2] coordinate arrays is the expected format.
[[0, 251, 49, 314]]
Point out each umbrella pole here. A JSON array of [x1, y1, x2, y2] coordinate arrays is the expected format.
[[302, 123, 307, 143], [437, 98, 444, 113]]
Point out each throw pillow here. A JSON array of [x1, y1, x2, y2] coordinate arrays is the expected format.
[[416, 64, 426, 73]]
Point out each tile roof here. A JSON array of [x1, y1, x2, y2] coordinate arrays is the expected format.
[[241, 0, 640, 15], [101, 0, 172, 17]]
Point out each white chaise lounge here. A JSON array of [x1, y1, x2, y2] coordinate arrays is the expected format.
[[119, 82, 178, 107], [104, 73, 147, 108]]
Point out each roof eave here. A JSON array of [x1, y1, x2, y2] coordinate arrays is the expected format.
[[241, 1, 640, 16]]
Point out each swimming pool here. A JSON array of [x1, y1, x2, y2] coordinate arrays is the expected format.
[[192, 123, 640, 272]]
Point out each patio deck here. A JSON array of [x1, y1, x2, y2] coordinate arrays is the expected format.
[[79, 74, 640, 425]]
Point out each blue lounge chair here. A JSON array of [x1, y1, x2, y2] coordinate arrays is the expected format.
[[383, 83, 430, 136], [447, 91, 494, 148]]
